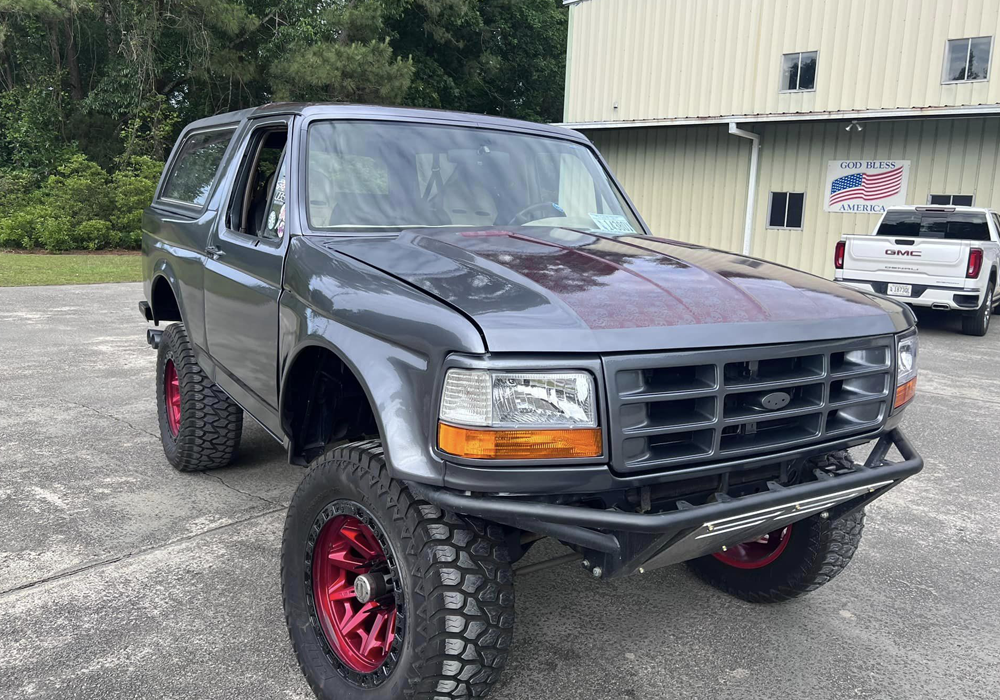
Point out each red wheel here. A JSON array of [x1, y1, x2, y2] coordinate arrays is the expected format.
[[311, 512, 399, 674], [712, 526, 791, 569], [163, 359, 181, 437]]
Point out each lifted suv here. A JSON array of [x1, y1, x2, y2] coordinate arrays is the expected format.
[[140, 103, 923, 699]]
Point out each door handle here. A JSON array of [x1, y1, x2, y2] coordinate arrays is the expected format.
[[205, 245, 225, 259]]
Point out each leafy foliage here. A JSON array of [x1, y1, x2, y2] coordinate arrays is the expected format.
[[0, 0, 567, 251]]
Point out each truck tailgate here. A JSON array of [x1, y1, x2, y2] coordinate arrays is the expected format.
[[844, 235, 970, 282]]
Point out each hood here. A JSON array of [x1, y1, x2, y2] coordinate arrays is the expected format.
[[322, 227, 911, 353]]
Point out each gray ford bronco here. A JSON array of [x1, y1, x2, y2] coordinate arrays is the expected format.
[[139, 103, 923, 699]]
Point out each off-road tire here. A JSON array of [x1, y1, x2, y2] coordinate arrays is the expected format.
[[962, 281, 994, 336], [282, 440, 515, 700], [686, 450, 865, 603], [155, 322, 243, 470]]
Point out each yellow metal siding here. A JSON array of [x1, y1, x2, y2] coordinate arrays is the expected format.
[[591, 125, 751, 253], [590, 117, 1000, 277], [565, 0, 1000, 124]]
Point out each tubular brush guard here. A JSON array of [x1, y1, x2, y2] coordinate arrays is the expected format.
[[407, 428, 922, 578]]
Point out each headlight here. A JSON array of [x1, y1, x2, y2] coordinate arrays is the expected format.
[[893, 332, 918, 410], [438, 369, 601, 459]]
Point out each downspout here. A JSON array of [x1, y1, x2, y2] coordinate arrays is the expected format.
[[728, 122, 760, 256]]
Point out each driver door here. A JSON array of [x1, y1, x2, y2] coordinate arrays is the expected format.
[[202, 117, 292, 434]]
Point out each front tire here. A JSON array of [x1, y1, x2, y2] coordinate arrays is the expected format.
[[281, 440, 515, 700], [155, 322, 243, 470], [687, 451, 865, 603], [962, 281, 994, 336]]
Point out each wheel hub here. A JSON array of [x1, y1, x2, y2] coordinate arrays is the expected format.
[[311, 513, 399, 675]]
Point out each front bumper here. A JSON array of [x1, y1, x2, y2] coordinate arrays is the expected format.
[[407, 428, 922, 579]]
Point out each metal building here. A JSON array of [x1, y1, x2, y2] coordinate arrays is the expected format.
[[562, 0, 1000, 276]]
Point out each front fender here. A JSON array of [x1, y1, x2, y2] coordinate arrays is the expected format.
[[279, 235, 487, 484]]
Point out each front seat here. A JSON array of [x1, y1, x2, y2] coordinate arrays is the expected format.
[[440, 179, 498, 226]]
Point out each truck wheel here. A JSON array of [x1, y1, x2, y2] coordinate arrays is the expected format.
[[686, 451, 865, 603], [155, 322, 243, 471], [282, 440, 515, 700], [962, 281, 994, 336]]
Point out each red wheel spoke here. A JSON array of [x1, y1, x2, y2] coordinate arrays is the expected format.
[[361, 610, 388, 656], [328, 543, 367, 573], [341, 524, 379, 561], [340, 601, 377, 635]]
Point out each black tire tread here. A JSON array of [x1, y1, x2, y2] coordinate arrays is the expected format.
[[282, 440, 514, 699], [962, 281, 994, 336], [687, 450, 866, 604], [156, 322, 242, 471]]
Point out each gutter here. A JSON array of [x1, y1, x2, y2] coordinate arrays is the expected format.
[[728, 122, 760, 257], [558, 104, 1000, 130]]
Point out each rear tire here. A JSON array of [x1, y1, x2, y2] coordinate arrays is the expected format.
[[686, 450, 865, 603], [155, 322, 243, 471], [282, 440, 515, 700], [962, 282, 994, 336]]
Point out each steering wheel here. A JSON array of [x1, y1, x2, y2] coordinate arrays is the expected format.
[[508, 201, 567, 226]]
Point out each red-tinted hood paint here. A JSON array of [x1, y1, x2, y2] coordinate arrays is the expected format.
[[323, 227, 909, 353]]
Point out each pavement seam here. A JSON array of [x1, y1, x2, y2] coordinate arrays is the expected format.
[[65, 400, 160, 440], [200, 470, 285, 507], [0, 506, 286, 598]]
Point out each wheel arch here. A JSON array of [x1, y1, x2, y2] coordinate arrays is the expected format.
[[279, 338, 385, 466], [150, 273, 182, 323]]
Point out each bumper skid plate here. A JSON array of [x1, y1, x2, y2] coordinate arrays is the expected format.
[[408, 428, 922, 578]]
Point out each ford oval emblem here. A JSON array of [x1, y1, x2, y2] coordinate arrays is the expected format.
[[761, 391, 791, 411]]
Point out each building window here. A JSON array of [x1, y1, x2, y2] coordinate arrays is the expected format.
[[768, 192, 805, 229], [943, 37, 992, 82], [781, 52, 817, 91], [928, 194, 974, 206]]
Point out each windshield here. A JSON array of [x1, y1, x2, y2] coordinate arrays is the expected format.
[[306, 121, 643, 234], [876, 210, 992, 241]]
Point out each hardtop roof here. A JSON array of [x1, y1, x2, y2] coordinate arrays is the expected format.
[[182, 103, 588, 143]]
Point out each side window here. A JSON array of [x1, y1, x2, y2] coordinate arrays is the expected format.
[[943, 37, 992, 83], [262, 157, 288, 240], [929, 194, 974, 206], [160, 129, 235, 207], [780, 51, 818, 91], [991, 213, 1000, 237], [768, 192, 805, 229], [226, 124, 289, 238]]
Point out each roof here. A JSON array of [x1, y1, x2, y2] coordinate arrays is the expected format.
[[183, 103, 588, 142]]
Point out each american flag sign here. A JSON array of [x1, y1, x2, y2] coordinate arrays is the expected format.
[[829, 166, 904, 205], [825, 161, 909, 213]]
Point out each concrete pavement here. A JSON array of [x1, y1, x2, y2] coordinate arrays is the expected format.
[[1, 283, 998, 699]]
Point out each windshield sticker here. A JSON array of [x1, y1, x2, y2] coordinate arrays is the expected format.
[[267, 210, 278, 230], [276, 204, 286, 239], [589, 213, 636, 234]]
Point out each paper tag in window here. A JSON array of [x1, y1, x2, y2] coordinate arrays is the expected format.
[[589, 213, 636, 233]]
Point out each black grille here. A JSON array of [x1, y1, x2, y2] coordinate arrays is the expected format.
[[603, 336, 894, 474]]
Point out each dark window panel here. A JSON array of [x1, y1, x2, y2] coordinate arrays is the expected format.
[[946, 39, 969, 81], [786, 193, 804, 228], [928, 194, 951, 205], [969, 37, 992, 79], [952, 195, 974, 206], [781, 53, 799, 90], [799, 52, 817, 89], [769, 192, 788, 227]]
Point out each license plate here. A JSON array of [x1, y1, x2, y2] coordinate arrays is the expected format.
[[887, 283, 912, 297]]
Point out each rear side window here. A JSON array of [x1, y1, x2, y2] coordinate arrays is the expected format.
[[161, 128, 236, 207], [876, 210, 991, 241]]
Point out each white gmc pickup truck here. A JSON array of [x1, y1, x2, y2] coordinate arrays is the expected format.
[[835, 205, 1000, 336]]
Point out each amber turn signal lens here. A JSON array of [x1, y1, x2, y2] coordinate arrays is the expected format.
[[894, 377, 917, 409], [438, 422, 602, 460]]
